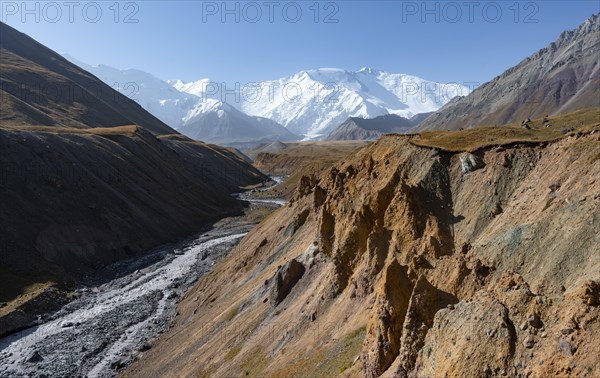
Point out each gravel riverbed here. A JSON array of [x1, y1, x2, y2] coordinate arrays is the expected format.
[[0, 223, 251, 378]]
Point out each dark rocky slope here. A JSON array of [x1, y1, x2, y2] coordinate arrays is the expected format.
[[0, 22, 174, 134], [327, 114, 413, 141]]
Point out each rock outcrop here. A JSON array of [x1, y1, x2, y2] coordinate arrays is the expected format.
[[362, 261, 412, 377], [271, 259, 306, 305]]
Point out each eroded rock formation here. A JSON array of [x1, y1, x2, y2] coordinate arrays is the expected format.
[[127, 131, 600, 378]]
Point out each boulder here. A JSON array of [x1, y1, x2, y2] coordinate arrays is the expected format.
[[459, 153, 484, 175], [527, 313, 543, 329], [490, 203, 503, 216], [559, 339, 575, 356], [271, 259, 305, 305], [25, 350, 43, 363]]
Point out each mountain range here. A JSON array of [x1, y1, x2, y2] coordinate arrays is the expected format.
[[176, 68, 470, 138], [126, 13, 600, 377], [62, 55, 298, 147], [2, 9, 600, 378], [63, 56, 468, 141], [177, 98, 298, 147]]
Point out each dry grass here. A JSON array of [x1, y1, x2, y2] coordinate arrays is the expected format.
[[255, 108, 599, 200], [157, 133, 193, 141], [269, 325, 366, 378], [0, 269, 57, 317], [225, 304, 240, 321], [224, 345, 242, 361], [410, 108, 600, 152], [0, 124, 140, 135], [240, 348, 270, 377]]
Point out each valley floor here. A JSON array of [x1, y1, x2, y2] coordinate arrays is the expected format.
[[0, 196, 282, 377]]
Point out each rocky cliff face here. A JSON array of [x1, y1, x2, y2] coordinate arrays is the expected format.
[[128, 129, 600, 377], [417, 13, 600, 131]]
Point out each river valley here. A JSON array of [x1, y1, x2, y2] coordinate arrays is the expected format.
[[0, 190, 284, 378]]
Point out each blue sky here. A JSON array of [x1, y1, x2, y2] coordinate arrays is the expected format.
[[2, 1, 598, 85]]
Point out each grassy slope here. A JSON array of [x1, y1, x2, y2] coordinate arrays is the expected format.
[[411, 108, 600, 152], [251, 109, 599, 201]]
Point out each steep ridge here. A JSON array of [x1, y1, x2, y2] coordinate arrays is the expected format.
[[62, 54, 199, 129], [418, 13, 600, 131], [327, 114, 414, 141], [0, 22, 173, 135], [409, 112, 434, 127], [128, 122, 600, 377]]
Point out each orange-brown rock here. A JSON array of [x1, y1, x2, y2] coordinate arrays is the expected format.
[[127, 129, 600, 378]]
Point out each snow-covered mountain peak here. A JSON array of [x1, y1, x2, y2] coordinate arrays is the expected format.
[[167, 68, 468, 138], [358, 67, 382, 74], [63, 54, 468, 141], [208, 67, 471, 137], [62, 54, 297, 146]]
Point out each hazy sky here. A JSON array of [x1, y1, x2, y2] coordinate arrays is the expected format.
[[3, 1, 599, 85]]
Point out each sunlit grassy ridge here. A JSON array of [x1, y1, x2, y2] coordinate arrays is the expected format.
[[409, 108, 600, 152], [0, 124, 140, 135]]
